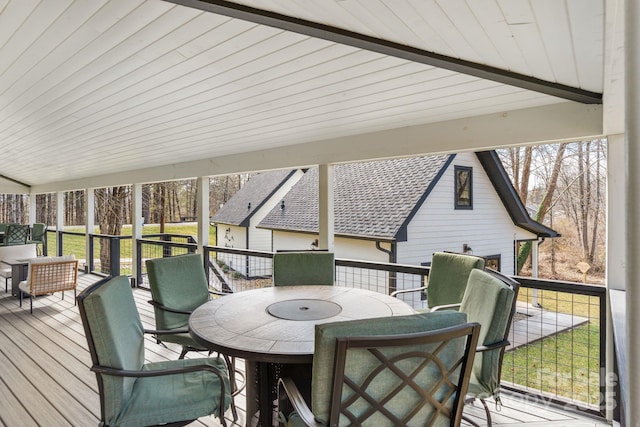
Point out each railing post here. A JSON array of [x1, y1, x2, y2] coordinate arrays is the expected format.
[[188, 235, 197, 254], [203, 246, 210, 282], [600, 292, 608, 416], [87, 234, 94, 274], [109, 237, 121, 277], [57, 230, 63, 256], [136, 239, 143, 286], [162, 234, 171, 258]]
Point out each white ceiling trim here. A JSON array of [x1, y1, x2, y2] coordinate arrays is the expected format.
[[26, 101, 602, 194]]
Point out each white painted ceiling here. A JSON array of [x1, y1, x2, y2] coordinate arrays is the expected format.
[[0, 0, 617, 192]]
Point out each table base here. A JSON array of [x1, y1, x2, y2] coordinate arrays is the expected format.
[[245, 360, 312, 427]]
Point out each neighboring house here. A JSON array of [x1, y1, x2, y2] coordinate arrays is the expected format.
[[211, 169, 305, 275], [213, 151, 558, 285]]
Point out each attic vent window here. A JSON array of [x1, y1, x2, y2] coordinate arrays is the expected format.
[[247, 202, 251, 210], [281, 200, 285, 210], [454, 166, 473, 210]]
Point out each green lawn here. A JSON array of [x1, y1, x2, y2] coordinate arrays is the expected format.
[[503, 320, 601, 406], [501, 287, 602, 406], [48, 223, 216, 259]]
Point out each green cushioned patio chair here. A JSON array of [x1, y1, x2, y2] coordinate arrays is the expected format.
[[3, 223, 29, 246], [145, 253, 242, 417], [26, 223, 47, 255], [278, 311, 480, 427], [392, 251, 486, 310], [145, 253, 215, 359], [433, 268, 519, 426], [77, 275, 232, 427], [272, 251, 335, 286]]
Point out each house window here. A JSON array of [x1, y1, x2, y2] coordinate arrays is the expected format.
[[454, 166, 473, 209], [484, 254, 501, 271]]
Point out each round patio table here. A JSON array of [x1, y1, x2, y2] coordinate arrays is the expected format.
[[189, 285, 414, 427]]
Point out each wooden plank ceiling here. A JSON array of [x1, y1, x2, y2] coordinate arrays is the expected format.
[[0, 0, 605, 191]]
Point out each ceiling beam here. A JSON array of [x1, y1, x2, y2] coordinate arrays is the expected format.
[[29, 102, 602, 194], [0, 174, 31, 194], [163, 0, 602, 105]]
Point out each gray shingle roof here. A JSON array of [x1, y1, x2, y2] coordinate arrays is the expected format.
[[259, 155, 453, 239], [212, 169, 297, 226]]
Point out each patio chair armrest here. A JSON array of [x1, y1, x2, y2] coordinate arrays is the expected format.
[[91, 363, 228, 383], [429, 303, 462, 312], [477, 339, 510, 352], [390, 285, 427, 298], [148, 299, 192, 315], [144, 327, 189, 336], [208, 289, 232, 297], [278, 377, 324, 427]]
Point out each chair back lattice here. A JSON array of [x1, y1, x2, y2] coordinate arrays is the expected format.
[[328, 322, 480, 427], [4, 224, 29, 246], [26, 259, 78, 296]]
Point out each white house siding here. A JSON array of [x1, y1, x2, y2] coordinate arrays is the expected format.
[[397, 152, 537, 278], [272, 230, 389, 261], [250, 170, 306, 253], [216, 224, 248, 275], [248, 226, 272, 252], [216, 170, 306, 277]]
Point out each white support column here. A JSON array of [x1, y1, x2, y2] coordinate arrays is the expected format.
[[196, 177, 210, 254], [318, 164, 334, 252], [29, 193, 36, 226], [85, 189, 95, 273], [607, 134, 627, 293], [625, 0, 639, 422], [56, 191, 64, 256], [606, 133, 626, 422], [132, 183, 143, 285]]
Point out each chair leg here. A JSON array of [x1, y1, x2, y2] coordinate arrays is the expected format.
[[222, 353, 239, 422], [179, 347, 189, 360], [479, 398, 493, 426], [30, 296, 33, 314], [461, 397, 482, 427]]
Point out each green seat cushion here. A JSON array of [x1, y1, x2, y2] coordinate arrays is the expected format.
[[273, 252, 335, 286], [460, 269, 514, 398], [311, 310, 468, 425], [113, 357, 231, 427], [427, 252, 486, 307]]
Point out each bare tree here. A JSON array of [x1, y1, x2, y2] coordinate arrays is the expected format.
[[95, 186, 129, 274], [559, 140, 607, 269]]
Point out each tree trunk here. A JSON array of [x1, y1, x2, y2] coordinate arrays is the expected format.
[[96, 187, 128, 275], [517, 143, 567, 273], [519, 146, 532, 205], [589, 143, 601, 263]]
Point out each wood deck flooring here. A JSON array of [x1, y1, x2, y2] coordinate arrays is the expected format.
[[0, 273, 609, 427]]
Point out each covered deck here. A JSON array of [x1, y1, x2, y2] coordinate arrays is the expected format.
[[0, 273, 607, 426], [0, 0, 635, 424]]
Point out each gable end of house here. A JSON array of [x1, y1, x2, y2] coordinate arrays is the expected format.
[[394, 154, 456, 242]]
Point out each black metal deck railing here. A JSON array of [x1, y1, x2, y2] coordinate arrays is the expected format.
[[47, 231, 608, 418]]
